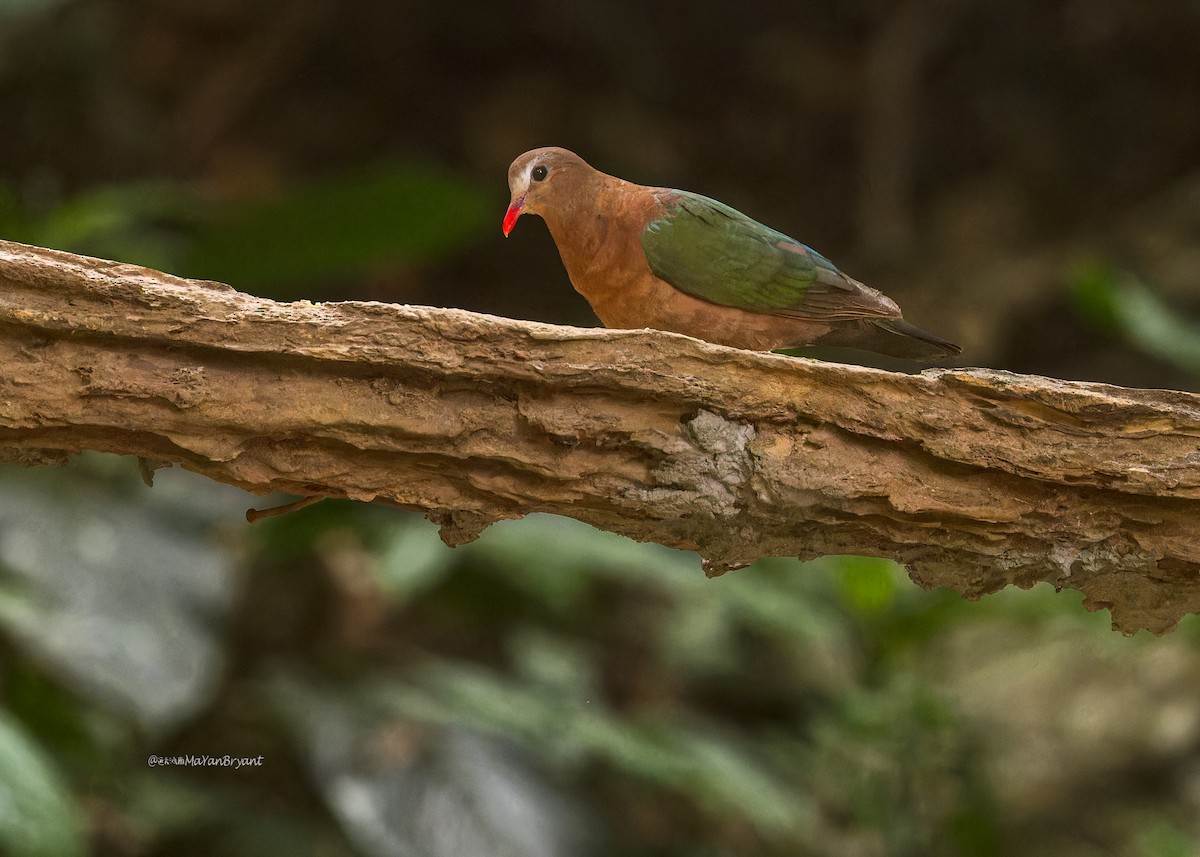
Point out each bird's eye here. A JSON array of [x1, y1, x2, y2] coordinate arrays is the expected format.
[[531, 165, 549, 182]]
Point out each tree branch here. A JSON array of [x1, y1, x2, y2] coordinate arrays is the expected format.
[[1, 240, 1198, 633]]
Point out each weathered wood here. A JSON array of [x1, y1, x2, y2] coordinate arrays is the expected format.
[[1, 239, 1197, 633]]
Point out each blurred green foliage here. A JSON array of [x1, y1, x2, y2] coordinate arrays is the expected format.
[[0, 162, 490, 296], [1073, 262, 1200, 376], [0, 181, 192, 274], [6, 455, 1142, 857], [187, 165, 490, 293], [251, 507, 1009, 856], [0, 709, 84, 857]]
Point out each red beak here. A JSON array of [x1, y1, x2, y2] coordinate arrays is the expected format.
[[502, 195, 525, 237]]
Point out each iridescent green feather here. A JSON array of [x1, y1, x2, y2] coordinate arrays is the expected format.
[[639, 191, 888, 320]]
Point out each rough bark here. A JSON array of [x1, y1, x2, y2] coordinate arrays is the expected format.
[[0, 239, 1197, 633]]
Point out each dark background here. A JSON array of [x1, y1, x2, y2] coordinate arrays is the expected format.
[[0, 2, 1199, 856]]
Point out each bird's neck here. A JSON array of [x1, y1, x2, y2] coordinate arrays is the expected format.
[[540, 175, 604, 252], [540, 173, 640, 274]]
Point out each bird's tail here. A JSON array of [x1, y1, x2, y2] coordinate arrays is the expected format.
[[871, 318, 961, 360], [816, 318, 961, 360]]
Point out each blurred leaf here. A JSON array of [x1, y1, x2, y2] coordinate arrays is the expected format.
[[0, 710, 84, 857], [0, 454, 246, 733], [459, 515, 702, 617], [28, 183, 193, 272], [671, 728, 815, 836], [376, 522, 457, 602], [0, 181, 195, 273], [1073, 263, 1200, 374], [2, 661, 91, 761], [1135, 819, 1196, 857], [509, 628, 598, 701], [468, 515, 700, 583], [0, 161, 490, 298], [1073, 261, 1124, 329], [383, 659, 812, 841], [835, 556, 900, 618], [657, 592, 739, 675], [274, 678, 587, 857], [185, 163, 490, 292]]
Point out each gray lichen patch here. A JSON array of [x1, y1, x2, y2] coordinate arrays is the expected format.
[[633, 410, 757, 516], [684, 409, 756, 457]]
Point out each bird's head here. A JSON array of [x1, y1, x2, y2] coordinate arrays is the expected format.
[[503, 147, 590, 236]]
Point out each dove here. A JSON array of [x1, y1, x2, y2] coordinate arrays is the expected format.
[[503, 147, 959, 359]]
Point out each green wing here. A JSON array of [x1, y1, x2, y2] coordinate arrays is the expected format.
[[640, 191, 893, 320]]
